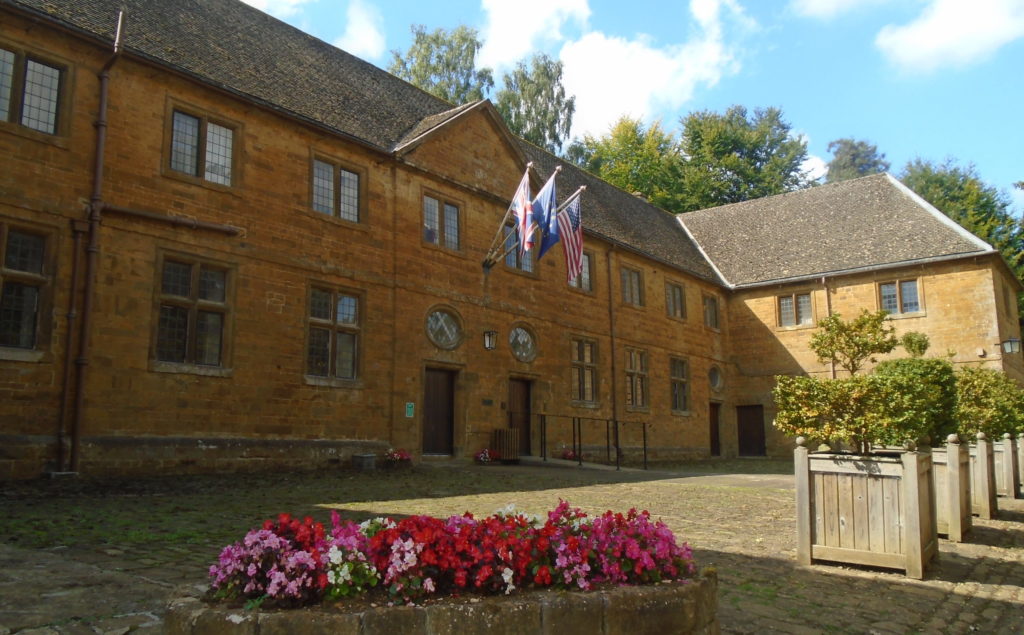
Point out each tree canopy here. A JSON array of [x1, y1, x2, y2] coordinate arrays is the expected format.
[[494, 54, 575, 154], [808, 309, 898, 376], [674, 106, 811, 212], [388, 25, 494, 105], [566, 117, 680, 210], [825, 138, 890, 183]]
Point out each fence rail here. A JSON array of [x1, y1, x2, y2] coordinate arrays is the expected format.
[[537, 414, 648, 470]]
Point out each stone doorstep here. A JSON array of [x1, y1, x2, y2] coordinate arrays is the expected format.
[[165, 569, 719, 635]]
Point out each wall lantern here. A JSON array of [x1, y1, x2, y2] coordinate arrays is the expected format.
[[1001, 338, 1021, 354], [484, 330, 498, 350]]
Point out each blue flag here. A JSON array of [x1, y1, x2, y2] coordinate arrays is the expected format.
[[533, 173, 558, 259]]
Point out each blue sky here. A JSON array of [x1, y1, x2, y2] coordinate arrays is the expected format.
[[242, 0, 1024, 212]]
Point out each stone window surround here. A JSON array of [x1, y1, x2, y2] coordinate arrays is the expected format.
[[777, 290, 814, 329], [421, 189, 461, 252], [0, 219, 55, 362], [0, 39, 72, 145], [305, 284, 362, 384], [162, 98, 242, 191]]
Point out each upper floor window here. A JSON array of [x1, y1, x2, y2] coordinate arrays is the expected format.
[[670, 357, 689, 413], [307, 287, 360, 379], [570, 338, 597, 403], [503, 224, 533, 272], [312, 158, 362, 222], [625, 348, 648, 409], [423, 194, 460, 250], [0, 226, 50, 350], [703, 294, 720, 329], [620, 267, 644, 307], [0, 46, 64, 135], [778, 292, 812, 327], [569, 252, 593, 291], [879, 279, 919, 314], [666, 282, 685, 319], [155, 257, 230, 366], [169, 108, 235, 186]]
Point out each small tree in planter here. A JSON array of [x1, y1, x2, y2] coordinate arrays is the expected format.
[[775, 312, 938, 578], [956, 367, 1024, 503]]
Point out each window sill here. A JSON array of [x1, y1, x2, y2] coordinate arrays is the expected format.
[[501, 265, 539, 279], [625, 405, 650, 413], [0, 121, 70, 149], [305, 375, 363, 389], [0, 347, 48, 363], [666, 314, 687, 323], [568, 285, 595, 296], [671, 409, 693, 417], [621, 302, 646, 312], [149, 360, 233, 377], [776, 322, 815, 332], [162, 167, 239, 196], [300, 207, 369, 231], [570, 400, 601, 410], [421, 241, 467, 259], [885, 311, 926, 320]]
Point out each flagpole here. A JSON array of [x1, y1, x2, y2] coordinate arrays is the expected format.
[[491, 185, 586, 264], [483, 162, 533, 271]]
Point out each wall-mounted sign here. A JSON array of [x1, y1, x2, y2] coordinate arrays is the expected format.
[[405, 402, 414, 418]]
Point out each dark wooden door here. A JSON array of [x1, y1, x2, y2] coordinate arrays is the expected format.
[[709, 402, 721, 457], [737, 405, 766, 457], [508, 379, 531, 456], [423, 369, 455, 454]]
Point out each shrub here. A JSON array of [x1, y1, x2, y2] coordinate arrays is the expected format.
[[954, 367, 1024, 438], [809, 310, 897, 375], [874, 357, 956, 445]]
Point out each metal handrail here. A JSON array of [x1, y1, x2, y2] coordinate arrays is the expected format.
[[537, 413, 648, 470]]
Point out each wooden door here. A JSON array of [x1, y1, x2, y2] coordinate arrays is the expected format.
[[737, 405, 766, 457], [423, 369, 455, 454], [508, 379, 531, 456], [709, 402, 721, 457]]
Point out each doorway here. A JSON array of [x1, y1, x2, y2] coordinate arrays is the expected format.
[[508, 379, 531, 456], [709, 402, 721, 457], [423, 368, 455, 454], [737, 405, 766, 457]]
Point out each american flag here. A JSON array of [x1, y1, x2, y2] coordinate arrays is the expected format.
[[557, 194, 583, 282], [510, 170, 533, 253]]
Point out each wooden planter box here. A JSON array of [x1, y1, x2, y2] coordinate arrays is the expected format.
[[968, 434, 998, 519], [795, 439, 938, 579], [993, 434, 1021, 499], [930, 436, 971, 542]]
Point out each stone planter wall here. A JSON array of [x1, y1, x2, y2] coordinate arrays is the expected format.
[[165, 569, 719, 635], [795, 439, 937, 579]]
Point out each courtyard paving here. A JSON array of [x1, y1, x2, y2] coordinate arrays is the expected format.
[[0, 459, 1022, 634]]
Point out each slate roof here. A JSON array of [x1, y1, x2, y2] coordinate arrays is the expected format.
[[518, 141, 721, 283], [678, 173, 994, 288], [5, 0, 451, 151]]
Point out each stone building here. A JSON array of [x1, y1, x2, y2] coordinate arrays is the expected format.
[[1, 0, 1019, 478]]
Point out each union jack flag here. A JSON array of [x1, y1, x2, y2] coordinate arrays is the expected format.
[[510, 169, 533, 253]]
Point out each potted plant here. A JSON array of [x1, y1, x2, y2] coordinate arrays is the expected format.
[[955, 367, 1024, 509], [774, 311, 938, 579], [381, 448, 412, 470]]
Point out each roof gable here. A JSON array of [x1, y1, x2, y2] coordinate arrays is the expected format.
[[678, 173, 995, 288]]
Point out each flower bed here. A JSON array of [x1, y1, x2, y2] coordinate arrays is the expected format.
[[207, 501, 696, 608]]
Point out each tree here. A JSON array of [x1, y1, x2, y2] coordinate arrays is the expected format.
[[388, 25, 493, 105], [809, 309, 898, 376], [900, 159, 1024, 307], [568, 116, 682, 211], [494, 54, 575, 154], [954, 367, 1024, 438], [825, 138, 890, 183], [675, 106, 811, 212], [899, 332, 930, 358]]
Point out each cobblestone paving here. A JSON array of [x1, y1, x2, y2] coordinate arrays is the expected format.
[[1, 461, 1022, 634]]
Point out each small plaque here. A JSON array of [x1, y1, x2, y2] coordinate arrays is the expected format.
[[405, 402, 414, 418], [482, 399, 493, 406]]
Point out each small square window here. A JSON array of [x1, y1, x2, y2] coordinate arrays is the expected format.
[[620, 267, 644, 306], [666, 282, 685, 319], [569, 252, 593, 291], [168, 107, 236, 186], [312, 158, 363, 222], [778, 292, 812, 327], [879, 279, 921, 315], [0, 46, 65, 135], [423, 194, 460, 250]]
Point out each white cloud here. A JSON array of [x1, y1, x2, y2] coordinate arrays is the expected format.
[[789, 0, 889, 20], [875, 0, 1024, 73], [559, 0, 751, 138], [239, 0, 312, 19], [333, 0, 386, 60], [478, 0, 590, 70], [802, 155, 829, 182]]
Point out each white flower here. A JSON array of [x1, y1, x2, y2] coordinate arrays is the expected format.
[[328, 546, 343, 565], [502, 566, 515, 594]]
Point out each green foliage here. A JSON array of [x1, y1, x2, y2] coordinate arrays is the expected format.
[[874, 357, 956, 444], [899, 331, 930, 358], [675, 106, 811, 212], [900, 158, 1024, 309], [388, 25, 494, 104], [808, 310, 897, 375], [954, 367, 1024, 437], [773, 373, 936, 453], [495, 54, 575, 153], [568, 116, 682, 211], [825, 138, 890, 183]]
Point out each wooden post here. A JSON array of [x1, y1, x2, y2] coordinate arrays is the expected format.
[[944, 434, 970, 543], [1000, 434, 1021, 499], [794, 437, 811, 566], [972, 433, 997, 519], [901, 448, 925, 580]]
